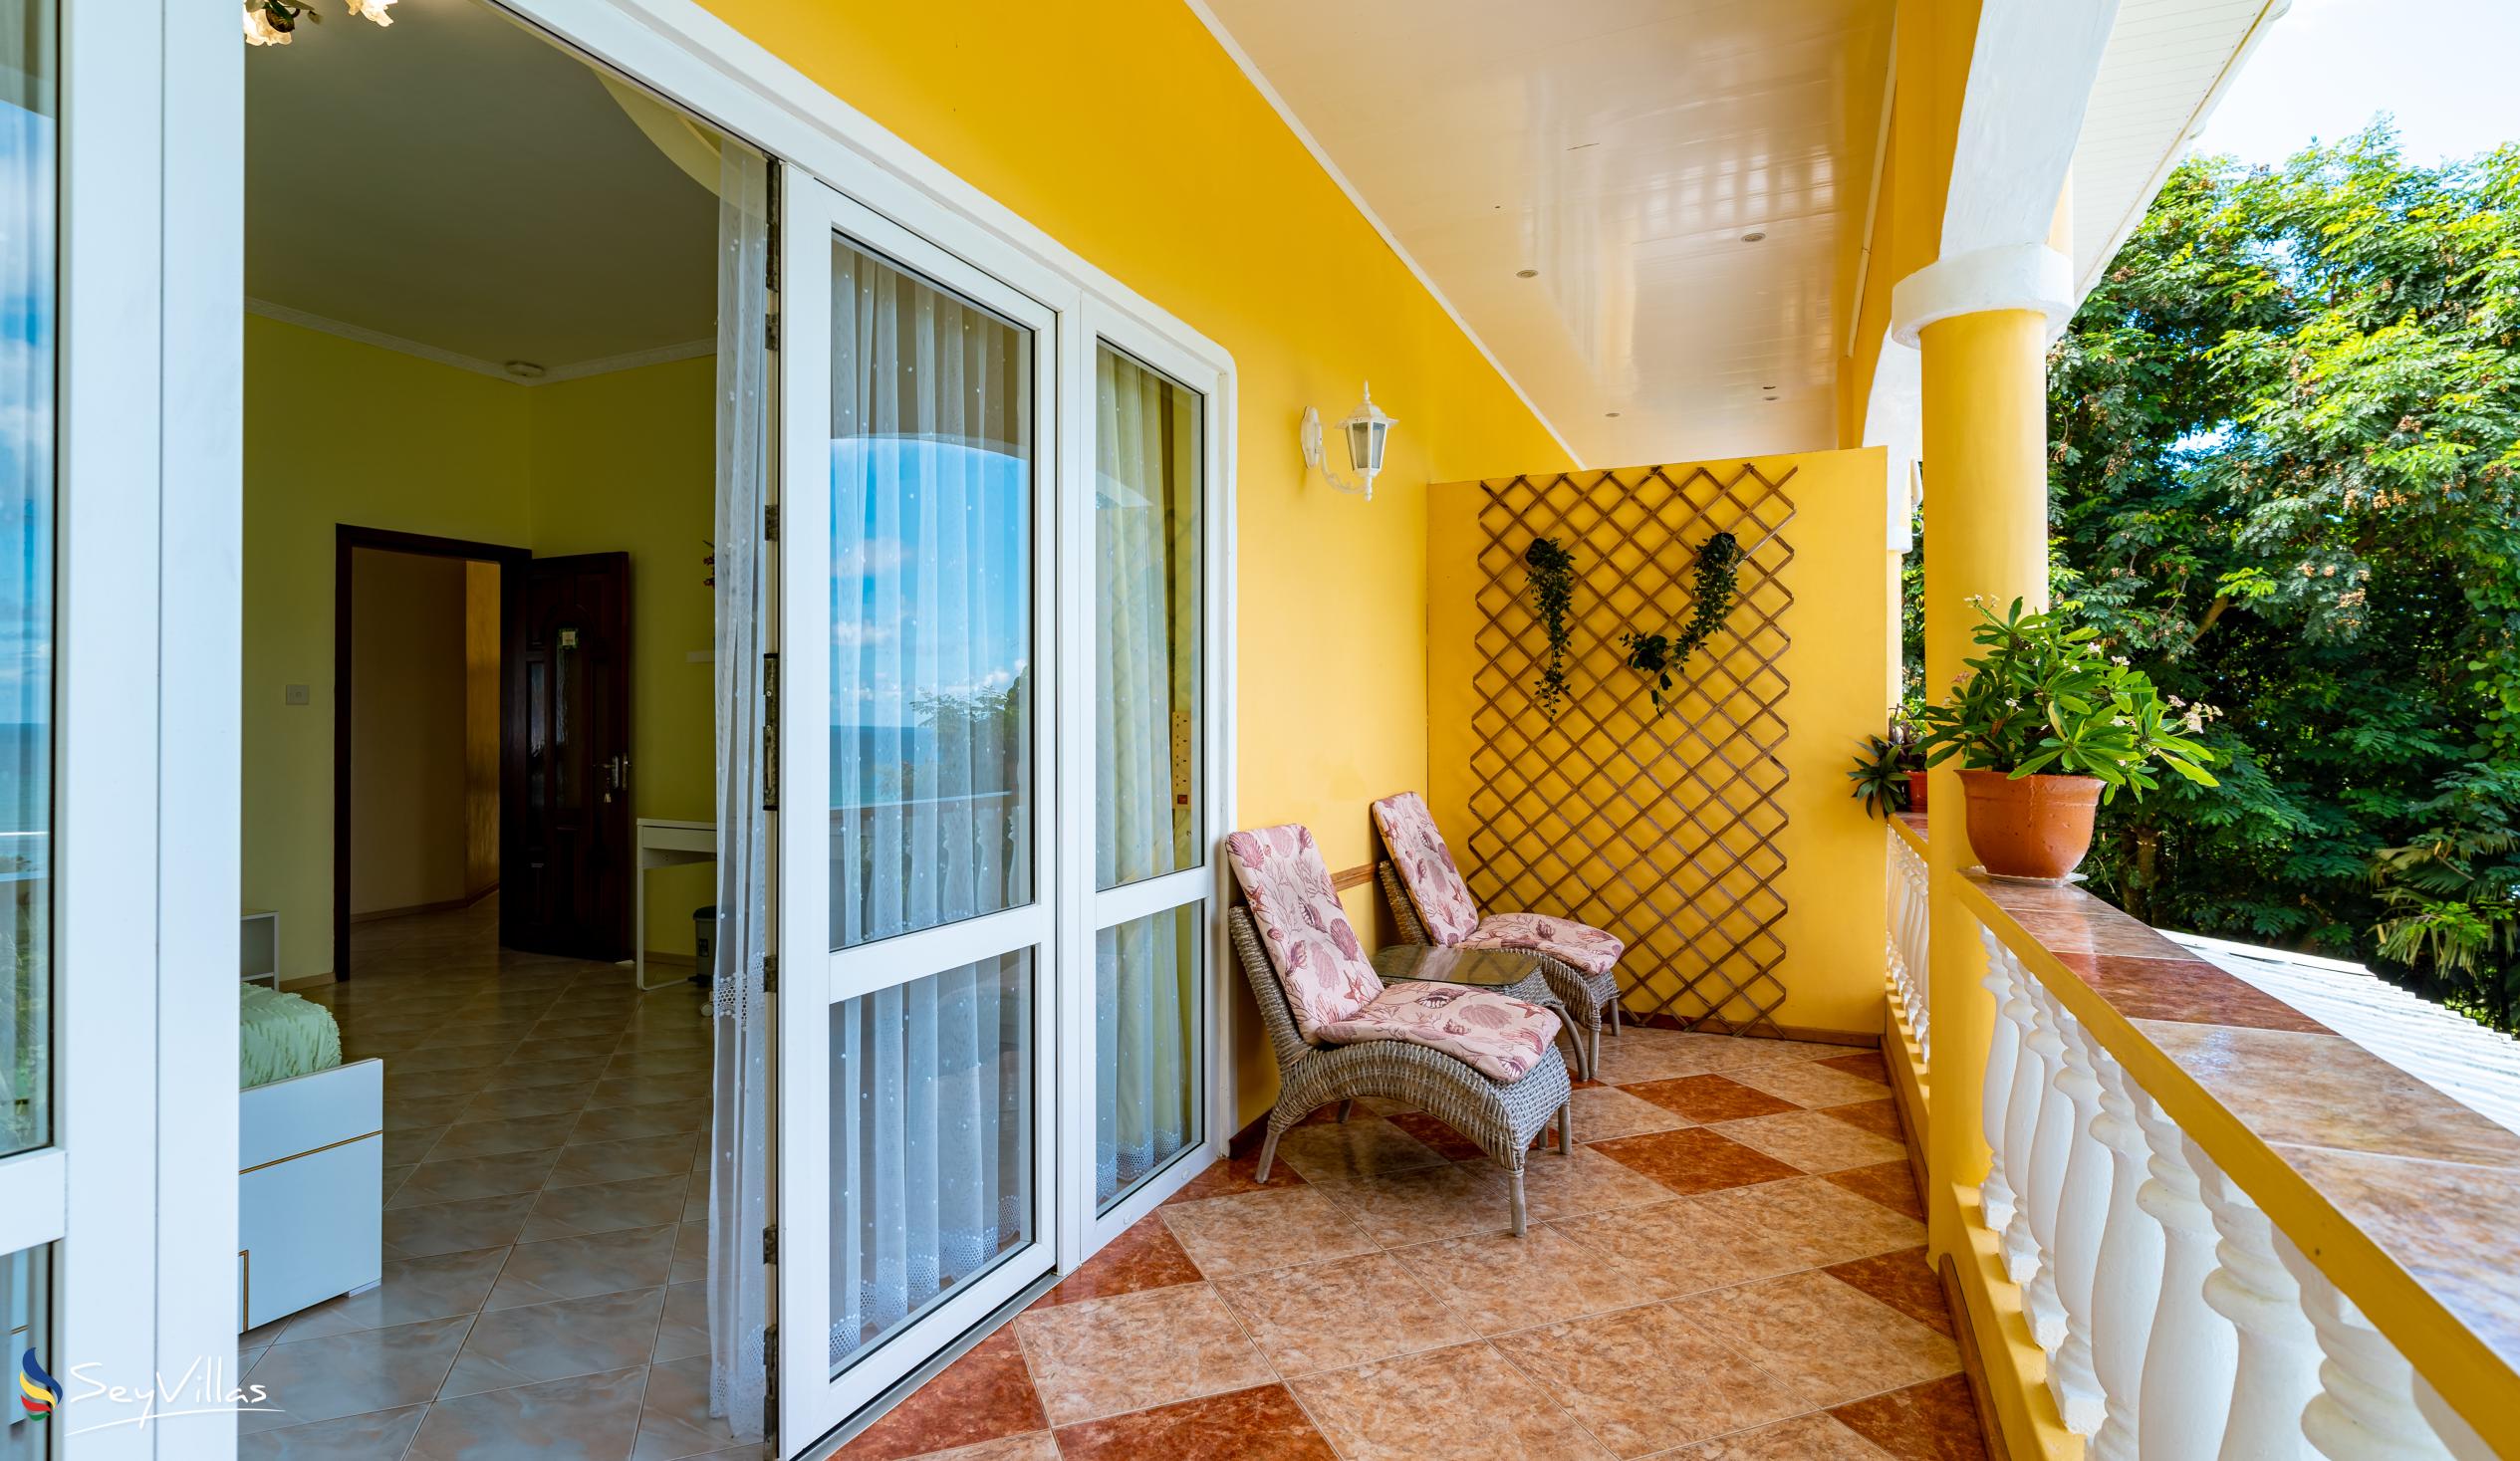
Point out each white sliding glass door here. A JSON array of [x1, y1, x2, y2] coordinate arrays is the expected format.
[[1060, 324, 1228, 1251], [777, 176, 1060, 1439]]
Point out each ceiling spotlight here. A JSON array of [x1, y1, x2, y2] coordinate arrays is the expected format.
[[1515, 268, 1539, 279], [1605, 411, 1621, 418], [1741, 231, 1767, 243], [504, 360, 547, 379]]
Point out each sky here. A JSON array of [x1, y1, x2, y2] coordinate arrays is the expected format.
[[2193, 0, 2520, 166]]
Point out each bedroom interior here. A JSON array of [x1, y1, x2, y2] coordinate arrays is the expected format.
[[230, 0, 765, 1451]]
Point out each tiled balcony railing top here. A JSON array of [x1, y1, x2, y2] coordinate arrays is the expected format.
[[1961, 870, 2520, 1437]]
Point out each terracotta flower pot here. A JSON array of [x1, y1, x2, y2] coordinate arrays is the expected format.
[[1958, 768, 2102, 880], [1905, 770, 1929, 815]]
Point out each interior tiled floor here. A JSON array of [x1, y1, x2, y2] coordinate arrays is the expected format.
[[238, 898, 751, 1461], [839, 1029, 1988, 1461]]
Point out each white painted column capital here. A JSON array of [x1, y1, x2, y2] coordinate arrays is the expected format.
[[1890, 243, 2078, 348]]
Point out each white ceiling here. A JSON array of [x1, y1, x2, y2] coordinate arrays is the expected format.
[[245, 0, 719, 377], [1195, 0, 1894, 467]]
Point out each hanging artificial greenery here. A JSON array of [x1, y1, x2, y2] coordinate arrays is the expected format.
[[1524, 536, 1578, 721], [1619, 532, 1745, 713]]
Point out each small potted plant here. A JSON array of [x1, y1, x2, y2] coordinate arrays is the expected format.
[[1847, 712, 1926, 820], [1914, 597, 2218, 879]]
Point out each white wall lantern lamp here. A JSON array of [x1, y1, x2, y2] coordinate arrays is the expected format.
[[1301, 382, 1397, 500]]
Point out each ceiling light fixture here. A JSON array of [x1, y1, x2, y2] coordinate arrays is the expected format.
[[1300, 382, 1397, 501], [1740, 231, 1766, 243], [1605, 411, 1621, 418], [505, 361, 548, 380], [1515, 268, 1539, 279], [244, 0, 394, 48]]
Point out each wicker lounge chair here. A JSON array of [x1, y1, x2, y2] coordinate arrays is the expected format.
[[1372, 791, 1628, 1080], [1224, 825, 1572, 1237]]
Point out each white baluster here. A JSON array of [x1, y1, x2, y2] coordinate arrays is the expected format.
[[2134, 1089, 2237, 1461], [2043, 1011, 2112, 1434], [1892, 832, 1931, 1058], [2272, 1232, 2455, 1460], [2191, 1142, 2323, 1459], [2411, 1377, 2495, 1461], [2019, 982, 2078, 1350], [1998, 941, 2049, 1284], [2085, 1057, 2168, 1461], [1976, 924, 2023, 1232]]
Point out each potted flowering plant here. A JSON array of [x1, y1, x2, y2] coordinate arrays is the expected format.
[[1847, 711, 1928, 819], [1915, 597, 2219, 879]]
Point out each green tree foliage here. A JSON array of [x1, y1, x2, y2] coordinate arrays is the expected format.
[[2043, 122, 2520, 1028]]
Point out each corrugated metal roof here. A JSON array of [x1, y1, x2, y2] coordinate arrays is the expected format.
[[2169, 929, 2520, 1139]]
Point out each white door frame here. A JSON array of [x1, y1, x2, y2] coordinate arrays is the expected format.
[[150, 0, 1239, 1456]]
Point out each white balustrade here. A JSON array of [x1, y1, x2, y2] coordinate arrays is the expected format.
[[2043, 1011, 2112, 1435], [2084, 1058, 2167, 1461], [1977, 926, 2024, 1233], [2273, 1233, 2456, 1460], [1959, 910, 2502, 1461], [1888, 826, 1931, 1057], [2191, 1141, 2325, 1458], [2019, 982, 2077, 1348]]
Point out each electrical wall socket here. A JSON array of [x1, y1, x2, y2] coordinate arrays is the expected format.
[[284, 684, 311, 706]]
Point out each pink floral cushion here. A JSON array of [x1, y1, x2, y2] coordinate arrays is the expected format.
[[1318, 982, 1563, 1083], [1371, 792, 1481, 945], [1224, 824, 1384, 1043], [1461, 913, 1625, 977]]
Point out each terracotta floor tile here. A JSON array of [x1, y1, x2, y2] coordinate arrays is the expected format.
[[1725, 1061, 1892, 1110], [1213, 1251, 1474, 1375], [1825, 1248, 1953, 1339], [1661, 1412, 1898, 1459], [1290, 1342, 1612, 1461], [1618, 1076, 1798, 1125], [1818, 1052, 1891, 1085], [275, 1247, 506, 1341], [1267, 1115, 1448, 1182], [1825, 1162, 1928, 1222], [1673, 1271, 1959, 1408], [1691, 1177, 1925, 1268], [1710, 1110, 1906, 1174], [384, 1148, 561, 1210], [1594, 1031, 1765, 1084], [1164, 1150, 1306, 1206], [1562, 1084, 1693, 1140], [1829, 1375, 1991, 1461], [1491, 1303, 1807, 1457], [485, 1224, 678, 1311], [1464, 1145, 1674, 1223], [1157, 1186, 1381, 1278], [903, 1437, 1058, 1461], [1383, 1111, 1488, 1162], [1548, 1198, 1803, 1298], [1309, 1160, 1519, 1243], [1030, 1211, 1204, 1309], [1389, 1224, 1673, 1334], [835, 1330, 1047, 1461], [1012, 1283, 1273, 1426], [240, 1316, 471, 1434], [437, 1286, 664, 1397], [1052, 1383, 1336, 1461], [1589, 1126, 1804, 1196], [1826, 1100, 1907, 1142]]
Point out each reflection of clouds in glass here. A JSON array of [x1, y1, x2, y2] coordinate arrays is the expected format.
[[0, 93, 51, 839], [830, 438, 1029, 729]]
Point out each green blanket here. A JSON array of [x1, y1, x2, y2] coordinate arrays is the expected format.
[[240, 983, 344, 1089]]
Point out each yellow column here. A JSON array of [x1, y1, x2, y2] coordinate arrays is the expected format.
[[1917, 303, 2052, 1259]]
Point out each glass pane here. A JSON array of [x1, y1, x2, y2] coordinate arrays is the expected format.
[[1093, 346, 1201, 889], [828, 240, 1035, 950], [2, 1243, 52, 1458], [0, 0, 52, 1162], [1096, 902, 1200, 1212], [828, 950, 1034, 1377]]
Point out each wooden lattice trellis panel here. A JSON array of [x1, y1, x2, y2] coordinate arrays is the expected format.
[[1464, 463, 1796, 1035]]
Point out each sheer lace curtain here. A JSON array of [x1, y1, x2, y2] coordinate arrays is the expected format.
[[706, 141, 771, 1434], [827, 245, 1035, 1369], [1093, 348, 1199, 1206]]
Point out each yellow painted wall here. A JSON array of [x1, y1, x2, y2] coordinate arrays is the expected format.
[[346, 549, 470, 917], [1426, 449, 1894, 1037], [244, 315, 716, 979], [693, 0, 1572, 1122], [527, 356, 720, 960]]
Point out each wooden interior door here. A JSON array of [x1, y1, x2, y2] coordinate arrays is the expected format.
[[502, 551, 633, 960]]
